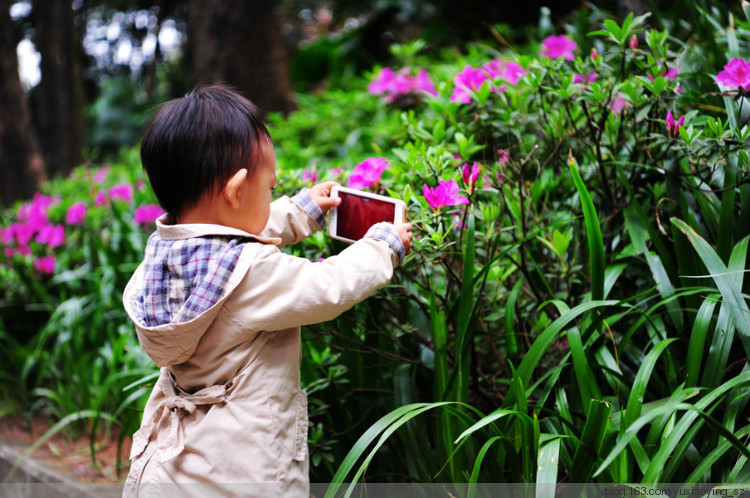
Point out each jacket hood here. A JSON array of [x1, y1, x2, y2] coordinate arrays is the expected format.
[[123, 228, 257, 366]]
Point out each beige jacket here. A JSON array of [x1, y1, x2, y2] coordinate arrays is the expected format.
[[121, 195, 399, 497]]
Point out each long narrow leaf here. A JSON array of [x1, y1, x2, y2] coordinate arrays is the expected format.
[[569, 151, 605, 300], [571, 399, 612, 482], [686, 297, 719, 387], [673, 219, 750, 357]]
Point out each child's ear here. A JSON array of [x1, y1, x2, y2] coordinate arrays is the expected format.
[[222, 169, 249, 208]]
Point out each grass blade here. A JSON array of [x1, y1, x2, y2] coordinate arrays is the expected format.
[[568, 151, 605, 300], [570, 399, 612, 482], [672, 219, 750, 357]]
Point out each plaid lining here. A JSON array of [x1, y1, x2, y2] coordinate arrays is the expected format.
[[364, 222, 405, 262], [293, 189, 326, 228], [136, 234, 245, 327]]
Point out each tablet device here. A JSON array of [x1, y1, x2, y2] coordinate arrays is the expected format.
[[329, 186, 406, 243]]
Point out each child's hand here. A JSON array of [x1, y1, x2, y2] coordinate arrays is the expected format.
[[394, 223, 413, 256], [309, 181, 341, 214]]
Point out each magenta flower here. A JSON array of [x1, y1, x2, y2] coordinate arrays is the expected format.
[[666, 110, 685, 139], [33, 255, 55, 274], [609, 94, 629, 115], [483, 59, 526, 85], [461, 162, 482, 193], [497, 149, 510, 164], [573, 73, 598, 85], [0, 226, 13, 245], [93, 166, 110, 184], [716, 58, 750, 90], [303, 169, 318, 184], [368, 67, 396, 95], [65, 202, 87, 225], [451, 65, 493, 104], [36, 224, 65, 248], [330, 166, 343, 178], [647, 67, 679, 82], [9, 223, 33, 246], [17, 197, 50, 233], [109, 184, 134, 203], [413, 69, 437, 95], [94, 190, 109, 207], [347, 157, 390, 189], [368, 67, 437, 102], [540, 34, 577, 61], [423, 180, 470, 211], [134, 204, 164, 226]]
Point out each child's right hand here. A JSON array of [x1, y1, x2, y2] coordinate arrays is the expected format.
[[394, 223, 413, 256]]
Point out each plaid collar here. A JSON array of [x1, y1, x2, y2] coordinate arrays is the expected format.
[[135, 233, 246, 327]]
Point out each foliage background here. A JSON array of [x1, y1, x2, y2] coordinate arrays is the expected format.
[[4, 0, 750, 490]]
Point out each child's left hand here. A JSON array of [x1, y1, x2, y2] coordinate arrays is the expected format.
[[309, 181, 341, 214]]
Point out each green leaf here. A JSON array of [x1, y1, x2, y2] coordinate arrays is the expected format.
[[672, 219, 750, 358], [571, 399, 612, 482], [537, 437, 561, 494], [569, 152, 605, 300]]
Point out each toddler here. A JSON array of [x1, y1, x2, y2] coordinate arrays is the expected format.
[[121, 85, 412, 497]]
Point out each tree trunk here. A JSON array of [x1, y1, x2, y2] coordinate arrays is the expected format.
[[187, 0, 296, 115], [0, 0, 45, 206], [32, 0, 84, 179]]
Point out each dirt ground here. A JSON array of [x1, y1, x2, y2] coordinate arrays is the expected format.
[[0, 413, 130, 484]]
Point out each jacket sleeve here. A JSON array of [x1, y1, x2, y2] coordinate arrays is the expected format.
[[259, 190, 324, 248], [223, 237, 398, 332]]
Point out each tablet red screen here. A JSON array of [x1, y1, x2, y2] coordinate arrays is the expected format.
[[337, 191, 396, 241]]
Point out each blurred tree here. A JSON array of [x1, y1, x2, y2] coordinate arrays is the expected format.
[[0, 0, 45, 206], [187, 0, 296, 114], [30, 0, 85, 179]]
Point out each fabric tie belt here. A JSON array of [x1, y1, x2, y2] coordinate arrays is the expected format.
[[130, 368, 227, 463]]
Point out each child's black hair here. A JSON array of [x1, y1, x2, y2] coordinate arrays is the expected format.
[[140, 84, 270, 218]]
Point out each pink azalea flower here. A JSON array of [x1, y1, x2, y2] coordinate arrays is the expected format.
[[93, 166, 110, 184], [303, 169, 318, 184], [65, 202, 87, 225], [17, 198, 49, 233], [716, 58, 750, 90], [10, 223, 33, 246], [33, 255, 56, 274], [4, 248, 14, 258], [461, 162, 482, 193], [1, 226, 13, 245], [609, 94, 629, 115], [330, 166, 343, 178], [451, 65, 494, 104], [647, 67, 679, 82], [629, 35, 638, 49], [134, 204, 164, 226], [413, 69, 437, 95], [109, 184, 134, 203], [368, 67, 396, 95], [36, 224, 65, 248], [497, 149, 510, 164], [94, 190, 109, 207], [347, 157, 390, 189], [540, 34, 577, 61], [368, 67, 437, 102], [483, 59, 526, 85], [573, 73, 598, 85], [423, 180, 470, 210], [17, 244, 31, 256], [666, 110, 685, 139]]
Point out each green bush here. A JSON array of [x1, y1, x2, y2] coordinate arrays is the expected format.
[[3, 3, 750, 488]]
